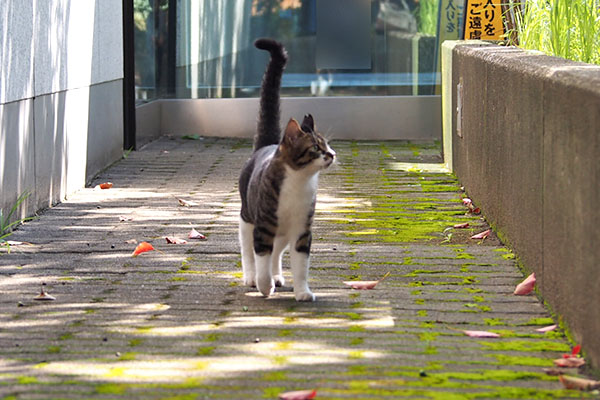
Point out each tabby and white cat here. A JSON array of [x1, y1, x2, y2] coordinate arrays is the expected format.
[[238, 38, 335, 302]]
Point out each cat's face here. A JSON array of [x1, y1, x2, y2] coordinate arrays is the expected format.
[[280, 115, 335, 172]]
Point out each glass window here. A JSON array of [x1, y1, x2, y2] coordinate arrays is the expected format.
[[137, 0, 447, 100]]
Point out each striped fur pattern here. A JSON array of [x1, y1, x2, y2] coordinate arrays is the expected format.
[[238, 39, 335, 302]]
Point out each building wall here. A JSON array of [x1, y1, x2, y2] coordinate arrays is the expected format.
[[0, 0, 123, 222]]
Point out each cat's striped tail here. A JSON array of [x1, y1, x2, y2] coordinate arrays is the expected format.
[[254, 38, 288, 152]]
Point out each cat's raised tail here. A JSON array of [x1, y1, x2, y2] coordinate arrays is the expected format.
[[254, 38, 288, 152]]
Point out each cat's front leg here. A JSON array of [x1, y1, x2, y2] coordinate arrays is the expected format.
[[290, 249, 315, 301], [291, 231, 315, 302], [239, 218, 256, 286]]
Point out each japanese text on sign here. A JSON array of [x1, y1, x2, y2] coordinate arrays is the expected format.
[[463, 0, 504, 40]]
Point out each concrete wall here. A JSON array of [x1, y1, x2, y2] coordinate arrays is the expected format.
[[448, 42, 600, 367], [136, 96, 442, 141], [0, 0, 124, 222]]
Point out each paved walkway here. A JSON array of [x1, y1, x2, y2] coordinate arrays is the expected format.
[[1, 137, 595, 399]]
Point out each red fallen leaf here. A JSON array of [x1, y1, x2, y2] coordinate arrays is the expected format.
[[536, 324, 557, 333], [188, 228, 206, 240], [463, 330, 500, 338], [343, 272, 390, 290], [513, 272, 536, 295], [278, 389, 317, 400], [165, 237, 187, 245], [132, 241, 155, 256], [554, 357, 585, 368], [470, 229, 491, 240], [571, 344, 581, 356], [559, 375, 600, 391], [95, 182, 113, 189], [471, 207, 481, 215], [453, 222, 469, 229], [543, 368, 564, 376]]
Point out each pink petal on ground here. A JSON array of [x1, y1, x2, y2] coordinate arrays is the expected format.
[[343, 280, 379, 290], [554, 357, 586, 368], [471, 229, 491, 240], [462, 198, 472, 206], [453, 222, 469, 229], [463, 330, 501, 338], [119, 215, 133, 222], [536, 324, 557, 333], [559, 375, 600, 391], [165, 237, 188, 245], [513, 273, 536, 295], [188, 228, 206, 240], [279, 389, 317, 400]]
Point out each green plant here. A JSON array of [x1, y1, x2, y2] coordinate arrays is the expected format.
[[1, 192, 34, 251], [417, 0, 438, 36], [509, 0, 600, 65]]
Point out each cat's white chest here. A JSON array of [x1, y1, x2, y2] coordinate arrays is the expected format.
[[276, 169, 318, 237]]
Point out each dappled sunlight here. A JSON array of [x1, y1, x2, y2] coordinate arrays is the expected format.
[[387, 162, 449, 173]]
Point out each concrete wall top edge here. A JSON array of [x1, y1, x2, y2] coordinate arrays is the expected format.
[[455, 43, 600, 96]]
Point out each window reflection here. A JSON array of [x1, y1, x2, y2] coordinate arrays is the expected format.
[[135, 0, 442, 100]]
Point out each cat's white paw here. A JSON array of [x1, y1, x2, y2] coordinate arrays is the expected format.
[[295, 290, 316, 302], [257, 277, 275, 297], [273, 274, 285, 287], [243, 275, 256, 287]]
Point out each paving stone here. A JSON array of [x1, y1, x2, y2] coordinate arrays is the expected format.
[[0, 137, 596, 399]]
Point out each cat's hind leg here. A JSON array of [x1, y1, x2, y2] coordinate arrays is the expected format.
[[271, 237, 288, 287], [253, 225, 275, 297], [239, 218, 256, 287]]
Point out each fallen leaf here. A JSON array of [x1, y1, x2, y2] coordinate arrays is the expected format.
[[95, 182, 113, 189], [471, 229, 491, 240], [278, 389, 317, 400], [177, 198, 199, 207], [188, 228, 206, 240], [570, 344, 582, 357], [554, 357, 585, 368], [543, 368, 564, 376], [559, 375, 600, 391], [462, 198, 472, 206], [463, 330, 501, 338], [132, 241, 155, 256], [165, 237, 187, 245], [343, 271, 390, 290], [181, 134, 201, 140], [513, 272, 536, 295], [453, 222, 469, 229], [536, 324, 557, 333], [34, 288, 56, 301], [119, 215, 133, 222], [472, 207, 481, 215]]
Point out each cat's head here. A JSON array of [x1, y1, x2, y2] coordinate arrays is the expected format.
[[279, 115, 335, 172]]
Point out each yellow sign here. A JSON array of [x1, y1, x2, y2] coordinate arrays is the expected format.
[[463, 0, 504, 40]]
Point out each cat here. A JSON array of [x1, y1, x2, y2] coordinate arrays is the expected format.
[[238, 38, 335, 302]]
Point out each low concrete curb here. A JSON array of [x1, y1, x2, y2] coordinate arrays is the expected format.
[[448, 42, 600, 369]]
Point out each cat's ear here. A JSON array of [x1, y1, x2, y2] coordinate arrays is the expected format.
[[301, 114, 315, 132], [283, 118, 304, 144]]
